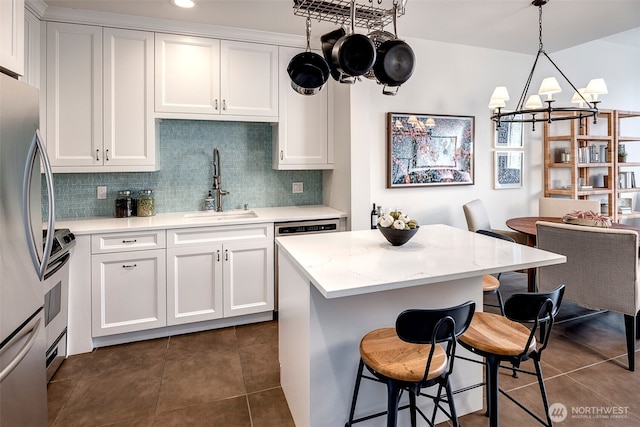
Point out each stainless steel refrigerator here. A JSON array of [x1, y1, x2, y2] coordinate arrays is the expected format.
[[0, 72, 55, 425]]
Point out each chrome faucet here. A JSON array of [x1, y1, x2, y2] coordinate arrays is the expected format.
[[212, 147, 229, 212]]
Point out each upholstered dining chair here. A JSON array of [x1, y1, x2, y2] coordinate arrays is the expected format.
[[463, 199, 527, 245], [538, 197, 601, 217], [536, 221, 640, 371]]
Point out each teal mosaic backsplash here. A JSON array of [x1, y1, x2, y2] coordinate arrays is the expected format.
[[50, 120, 323, 218]]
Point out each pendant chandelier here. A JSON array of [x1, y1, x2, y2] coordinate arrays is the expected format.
[[489, 0, 607, 131]]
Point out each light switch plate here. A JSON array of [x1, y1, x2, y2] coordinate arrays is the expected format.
[[292, 182, 303, 193], [97, 186, 107, 199]]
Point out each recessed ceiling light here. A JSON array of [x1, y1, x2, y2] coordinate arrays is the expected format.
[[171, 0, 195, 8]]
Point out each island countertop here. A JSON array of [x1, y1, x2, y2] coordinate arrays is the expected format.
[[276, 224, 566, 299]]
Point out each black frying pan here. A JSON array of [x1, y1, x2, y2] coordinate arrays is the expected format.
[[288, 18, 330, 95]]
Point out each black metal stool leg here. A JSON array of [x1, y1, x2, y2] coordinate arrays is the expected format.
[[533, 358, 552, 427], [409, 389, 417, 427], [386, 380, 401, 427], [345, 359, 365, 427], [487, 355, 500, 427], [445, 378, 461, 427]]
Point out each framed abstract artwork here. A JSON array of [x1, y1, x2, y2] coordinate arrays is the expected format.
[[494, 150, 524, 189], [494, 117, 524, 148], [386, 112, 475, 187]]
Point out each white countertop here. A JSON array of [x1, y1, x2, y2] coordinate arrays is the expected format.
[[276, 224, 566, 299], [56, 205, 347, 235]]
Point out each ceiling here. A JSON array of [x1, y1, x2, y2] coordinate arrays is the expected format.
[[42, 0, 640, 54]]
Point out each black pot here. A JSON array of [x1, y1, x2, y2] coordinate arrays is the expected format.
[[331, 32, 376, 78], [321, 28, 353, 83], [287, 51, 330, 95], [373, 39, 415, 95]]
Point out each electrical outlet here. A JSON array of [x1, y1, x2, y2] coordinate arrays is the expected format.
[[292, 182, 303, 194], [97, 186, 107, 199]]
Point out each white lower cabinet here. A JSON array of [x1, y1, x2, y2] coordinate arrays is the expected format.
[[166, 244, 224, 325], [166, 223, 274, 325], [91, 249, 166, 337], [90, 224, 274, 339], [91, 230, 167, 337]]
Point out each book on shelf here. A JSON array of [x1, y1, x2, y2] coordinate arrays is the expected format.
[[578, 185, 593, 190]]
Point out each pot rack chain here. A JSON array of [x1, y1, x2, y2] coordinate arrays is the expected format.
[[293, 0, 405, 30]]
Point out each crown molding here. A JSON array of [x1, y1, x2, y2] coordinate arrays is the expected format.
[[25, 0, 48, 17], [39, 6, 306, 48]]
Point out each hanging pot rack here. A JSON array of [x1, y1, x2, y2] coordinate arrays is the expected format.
[[293, 0, 406, 30]]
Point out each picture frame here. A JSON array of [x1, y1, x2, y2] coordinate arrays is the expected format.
[[494, 151, 524, 189], [387, 112, 474, 188], [494, 116, 524, 148]]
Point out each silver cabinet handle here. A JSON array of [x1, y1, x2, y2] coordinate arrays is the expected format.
[[122, 239, 137, 243], [216, 249, 220, 261], [105, 149, 109, 161], [96, 149, 100, 161], [215, 99, 218, 111], [222, 99, 227, 111], [224, 249, 229, 261], [280, 150, 283, 160], [122, 264, 137, 268]]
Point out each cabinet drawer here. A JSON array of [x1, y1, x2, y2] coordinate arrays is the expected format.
[[167, 223, 273, 248], [92, 230, 166, 254]]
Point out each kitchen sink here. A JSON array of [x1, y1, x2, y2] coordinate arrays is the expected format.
[[183, 210, 258, 221]]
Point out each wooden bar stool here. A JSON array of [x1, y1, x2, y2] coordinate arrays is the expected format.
[[345, 301, 475, 427], [458, 285, 565, 427], [482, 273, 505, 315]]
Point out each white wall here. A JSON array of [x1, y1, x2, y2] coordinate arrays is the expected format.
[[326, 36, 640, 231]]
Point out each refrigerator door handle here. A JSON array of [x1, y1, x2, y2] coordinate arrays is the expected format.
[[23, 129, 55, 281], [0, 317, 43, 383]]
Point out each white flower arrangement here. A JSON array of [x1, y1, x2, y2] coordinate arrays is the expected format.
[[377, 210, 418, 230]]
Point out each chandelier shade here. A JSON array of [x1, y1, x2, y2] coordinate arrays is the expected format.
[[489, 0, 604, 130]]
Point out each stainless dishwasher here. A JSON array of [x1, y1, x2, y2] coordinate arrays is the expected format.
[[274, 218, 341, 317]]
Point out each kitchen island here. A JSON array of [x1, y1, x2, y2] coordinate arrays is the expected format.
[[276, 224, 566, 427]]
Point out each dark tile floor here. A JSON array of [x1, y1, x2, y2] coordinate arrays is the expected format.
[[47, 321, 294, 426], [48, 272, 640, 426]]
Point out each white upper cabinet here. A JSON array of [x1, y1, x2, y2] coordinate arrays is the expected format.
[[103, 28, 156, 169], [46, 23, 157, 172], [273, 46, 333, 170], [220, 40, 278, 117], [0, 0, 24, 76], [155, 33, 220, 114], [20, 9, 39, 88], [46, 22, 103, 169], [155, 33, 278, 120]]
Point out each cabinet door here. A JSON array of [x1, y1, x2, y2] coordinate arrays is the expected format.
[[155, 33, 220, 114], [46, 22, 102, 167], [0, 0, 24, 76], [273, 46, 331, 170], [91, 249, 166, 336], [166, 245, 224, 326], [103, 28, 156, 169], [220, 40, 278, 117], [20, 9, 39, 88], [223, 239, 274, 317]]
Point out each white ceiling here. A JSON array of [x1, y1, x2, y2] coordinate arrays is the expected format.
[[42, 0, 640, 54]]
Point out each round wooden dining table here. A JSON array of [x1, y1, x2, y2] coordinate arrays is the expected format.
[[506, 216, 640, 291]]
